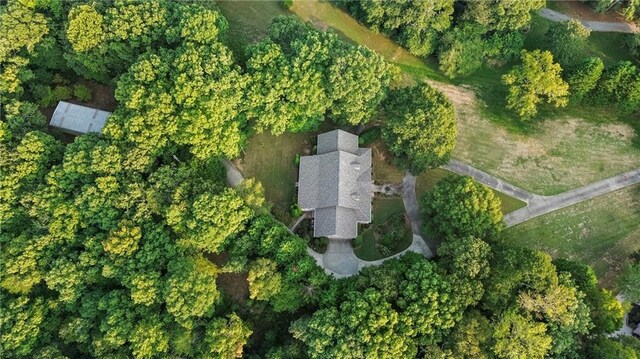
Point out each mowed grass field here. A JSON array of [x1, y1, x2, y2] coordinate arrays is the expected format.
[[236, 131, 311, 222], [503, 185, 640, 288]]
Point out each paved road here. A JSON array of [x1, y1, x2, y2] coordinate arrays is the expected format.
[[504, 168, 640, 226], [442, 159, 536, 204], [539, 8, 640, 33], [443, 159, 640, 227]]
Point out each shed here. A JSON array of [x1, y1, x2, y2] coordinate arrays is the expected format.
[[49, 101, 111, 135]]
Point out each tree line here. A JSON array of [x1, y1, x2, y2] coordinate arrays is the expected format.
[[336, 0, 640, 120], [1, 0, 639, 358]]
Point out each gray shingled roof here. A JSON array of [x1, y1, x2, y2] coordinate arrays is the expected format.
[[298, 130, 372, 239], [50, 101, 111, 135]]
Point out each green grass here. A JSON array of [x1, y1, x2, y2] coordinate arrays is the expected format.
[[216, 0, 290, 61], [238, 131, 311, 221], [354, 198, 412, 261], [503, 185, 640, 288]]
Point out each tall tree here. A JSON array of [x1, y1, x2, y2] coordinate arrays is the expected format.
[[502, 50, 569, 119], [545, 20, 591, 68], [462, 0, 546, 32], [351, 0, 455, 56], [421, 176, 504, 239], [567, 57, 604, 102], [491, 310, 552, 359], [382, 83, 457, 174], [290, 288, 417, 358], [438, 23, 486, 78]]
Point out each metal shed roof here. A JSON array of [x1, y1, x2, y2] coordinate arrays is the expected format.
[[49, 101, 111, 134]]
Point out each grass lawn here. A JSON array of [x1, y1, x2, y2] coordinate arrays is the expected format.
[[236, 131, 312, 222], [503, 185, 640, 288], [354, 198, 412, 261], [216, 0, 289, 61]]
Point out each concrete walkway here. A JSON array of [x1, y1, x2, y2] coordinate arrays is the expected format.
[[504, 168, 640, 226], [539, 8, 640, 33], [442, 159, 536, 204], [442, 159, 640, 227]]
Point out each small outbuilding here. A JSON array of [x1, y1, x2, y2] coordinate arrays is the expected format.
[[49, 101, 111, 135], [297, 130, 372, 239]]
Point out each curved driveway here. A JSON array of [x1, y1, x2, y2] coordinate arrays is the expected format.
[[225, 157, 639, 277]]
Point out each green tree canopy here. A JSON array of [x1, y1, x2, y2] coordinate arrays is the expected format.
[[66, 4, 105, 53], [545, 20, 591, 68], [438, 23, 486, 78], [567, 57, 604, 102], [248, 258, 283, 301], [502, 50, 569, 119], [291, 288, 417, 358], [462, 0, 546, 32], [491, 310, 552, 359], [382, 83, 457, 174], [245, 16, 395, 134], [421, 176, 504, 239], [591, 60, 640, 112], [345, 0, 455, 56]]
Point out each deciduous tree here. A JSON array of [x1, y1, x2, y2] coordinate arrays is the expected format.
[[422, 176, 503, 239], [502, 50, 569, 119], [382, 83, 457, 174]]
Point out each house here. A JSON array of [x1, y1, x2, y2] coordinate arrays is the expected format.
[[297, 130, 372, 239], [49, 101, 111, 135]]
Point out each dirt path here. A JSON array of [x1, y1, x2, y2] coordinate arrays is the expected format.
[[539, 8, 640, 33]]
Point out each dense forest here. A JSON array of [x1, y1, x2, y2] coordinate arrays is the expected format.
[[1, 0, 640, 358]]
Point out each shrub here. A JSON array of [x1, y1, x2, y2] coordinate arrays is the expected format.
[[359, 127, 381, 146], [73, 84, 92, 102], [281, 0, 293, 9], [290, 203, 303, 218], [309, 237, 329, 253], [294, 154, 301, 165], [52, 85, 72, 102], [352, 235, 363, 248]]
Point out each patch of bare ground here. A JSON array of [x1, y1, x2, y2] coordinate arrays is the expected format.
[[206, 252, 249, 305]]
